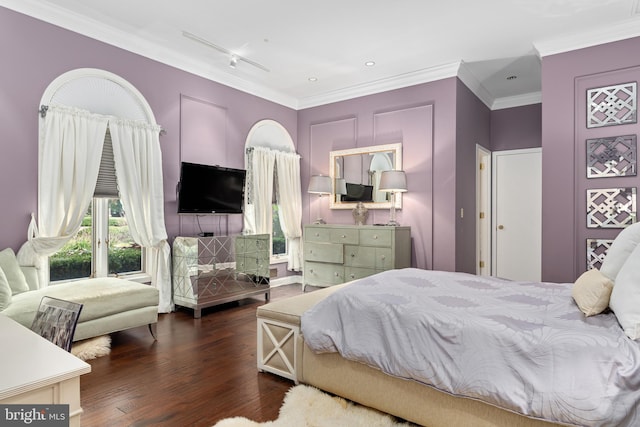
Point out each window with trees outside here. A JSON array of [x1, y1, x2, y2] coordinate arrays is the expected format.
[[49, 199, 143, 282]]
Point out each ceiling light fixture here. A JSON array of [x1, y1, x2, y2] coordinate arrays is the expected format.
[[308, 77, 318, 82], [182, 31, 270, 72], [230, 55, 238, 68], [365, 61, 376, 67], [506, 75, 517, 80]]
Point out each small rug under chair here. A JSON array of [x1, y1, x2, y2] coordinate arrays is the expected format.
[[213, 384, 415, 427], [71, 335, 111, 361]]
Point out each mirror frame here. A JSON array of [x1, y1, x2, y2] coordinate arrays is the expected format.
[[329, 143, 403, 210]]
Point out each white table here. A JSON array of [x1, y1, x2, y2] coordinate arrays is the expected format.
[[0, 314, 91, 426]]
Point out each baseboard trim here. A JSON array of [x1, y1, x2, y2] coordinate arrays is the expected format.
[[270, 275, 303, 288]]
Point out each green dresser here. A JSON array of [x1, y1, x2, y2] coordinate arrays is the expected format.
[[303, 224, 411, 291]]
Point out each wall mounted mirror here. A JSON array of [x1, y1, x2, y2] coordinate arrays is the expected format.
[[329, 143, 402, 210]]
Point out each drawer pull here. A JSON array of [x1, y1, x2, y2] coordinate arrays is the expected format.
[[380, 255, 386, 260], [334, 272, 340, 277], [309, 269, 314, 273], [350, 274, 355, 279], [315, 232, 320, 237], [350, 253, 355, 257], [373, 235, 378, 239]]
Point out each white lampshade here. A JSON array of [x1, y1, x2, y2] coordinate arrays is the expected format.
[[308, 175, 332, 195], [335, 178, 347, 195], [379, 170, 407, 192]]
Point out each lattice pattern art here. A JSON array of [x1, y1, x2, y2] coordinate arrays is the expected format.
[[587, 135, 637, 178], [587, 82, 637, 128], [587, 187, 637, 228], [586, 239, 614, 271]]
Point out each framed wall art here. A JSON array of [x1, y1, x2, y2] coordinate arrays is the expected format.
[[586, 134, 637, 178], [587, 82, 637, 128]]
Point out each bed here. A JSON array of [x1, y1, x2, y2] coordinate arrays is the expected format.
[[257, 223, 640, 426]]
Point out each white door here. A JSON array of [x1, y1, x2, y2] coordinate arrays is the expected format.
[[491, 148, 541, 281]]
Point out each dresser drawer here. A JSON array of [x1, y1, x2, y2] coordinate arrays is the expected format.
[[344, 267, 377, 282], [304, 262, 344, 285], [304, 242, 344, 264], [359, 228, 392, 247], [344, 245, 376, 268], [236, 235, 269, 254], [375, 248, 393, 269], [329, 228, 359, 244], [305, 226, 332, 243]]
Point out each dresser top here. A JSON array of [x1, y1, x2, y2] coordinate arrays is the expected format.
[[304, 224, 410, 230]]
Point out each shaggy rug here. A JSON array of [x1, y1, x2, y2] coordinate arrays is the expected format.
[[213, 384, 414, 427], [71, 335, 111, 361]]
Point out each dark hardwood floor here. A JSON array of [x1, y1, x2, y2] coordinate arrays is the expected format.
[[80, 284, 310, 427]]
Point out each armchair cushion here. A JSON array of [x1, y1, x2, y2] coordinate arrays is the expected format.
[[0, 267, 11, 310], [0, 248, 29, 295]]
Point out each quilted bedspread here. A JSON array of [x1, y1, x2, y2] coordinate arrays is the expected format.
[[300, 268, 640, 426]]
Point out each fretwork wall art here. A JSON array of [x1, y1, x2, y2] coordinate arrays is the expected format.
[[586, 187, 637, 228], [586, 135, 637, 178], [587, 82, 637, 128], [586, 239, 614, 270]]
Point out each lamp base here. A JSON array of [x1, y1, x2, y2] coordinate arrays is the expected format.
[[385, 220, 400, 226], [313, 218, 326, 225]]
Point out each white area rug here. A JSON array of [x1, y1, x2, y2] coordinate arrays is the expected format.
[[71, 335, 111, 361], [213, 384, 413, 427]]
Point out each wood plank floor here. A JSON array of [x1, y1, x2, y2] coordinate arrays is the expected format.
[[80, 284, 311, 427]]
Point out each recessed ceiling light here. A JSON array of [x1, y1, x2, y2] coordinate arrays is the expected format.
[[506, 75, 517, 80], [365, 61, 376, 67], [308, 77, 318, 82]]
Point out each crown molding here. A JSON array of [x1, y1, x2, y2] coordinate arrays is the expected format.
[[457, 62, 494, 109], [492, 92, 542, 110], [534, 17, 640, 58], [0, 0, 299, 109], [297, 62, 461, 109]]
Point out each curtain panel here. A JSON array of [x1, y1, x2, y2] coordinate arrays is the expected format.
[[20, 105, 172, 313], [275, 151, 303, 271]]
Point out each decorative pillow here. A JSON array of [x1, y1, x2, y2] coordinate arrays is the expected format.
[[600, 222, 640, 281], [609, 244, 640, 340], [572, 269, 613, 316], [0, 267, 11, 310], [0, 248, 30, 295]]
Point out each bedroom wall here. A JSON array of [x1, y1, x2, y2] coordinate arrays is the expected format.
[[297, 77, 481, 272], [541, 35, 640, 283], [0, 7, 296, 257], [491, 103, 542, 151], [455, 80, 492, 273]]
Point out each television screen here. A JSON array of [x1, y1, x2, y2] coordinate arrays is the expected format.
[[342, 183, 374, 202], [177, 162, 246, 214]]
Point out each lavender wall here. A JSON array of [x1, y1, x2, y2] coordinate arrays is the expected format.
[[455, 80, 492, 273], [491, 103, 542, 151], [298, 78, 469, 272], [541, 36, 640, 282], [0, 7, 296, 253]]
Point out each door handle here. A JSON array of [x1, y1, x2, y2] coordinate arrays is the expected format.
[[498, 225, 504, 230]]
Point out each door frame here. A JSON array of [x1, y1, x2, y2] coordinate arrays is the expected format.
[[476, 145, 492, 276]]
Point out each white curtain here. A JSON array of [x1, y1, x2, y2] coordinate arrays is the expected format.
[[244, 147, 276, 236], [275, 151, 303, 271], [109, 119, 172, 313], [18, 105, 108, 286]]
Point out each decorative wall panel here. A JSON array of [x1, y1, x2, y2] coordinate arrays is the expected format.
[[587, 82, 637, 128], [586, 187, 637, 228], [586, 239, 614, 270], [586, 135, 637, 178]]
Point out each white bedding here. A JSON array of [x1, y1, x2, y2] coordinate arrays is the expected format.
[[301, 268, 640, 427]]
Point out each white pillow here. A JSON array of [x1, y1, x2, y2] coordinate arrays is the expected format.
[[572, 269, 613, 316], [609, 243, 640, 339], [600, 222, 640, 281], [0, 248, 29, 294], [0, 267, 11, 310]]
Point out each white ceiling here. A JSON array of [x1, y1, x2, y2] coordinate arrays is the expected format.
[[3, 0, 640, 110]]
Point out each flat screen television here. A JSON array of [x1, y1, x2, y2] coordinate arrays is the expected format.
[[177, 162, 246, 214], [342, 183, 374, 202]]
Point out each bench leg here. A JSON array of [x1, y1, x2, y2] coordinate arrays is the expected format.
[[148, 323, 158, 341]]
